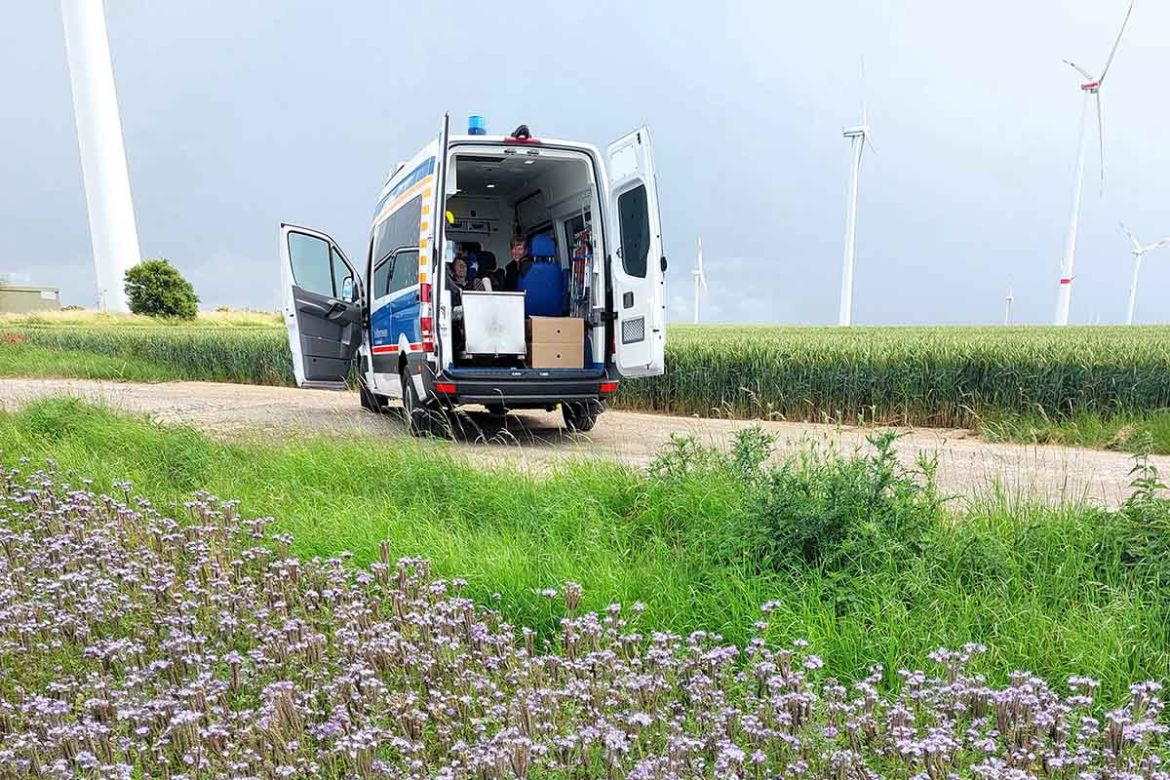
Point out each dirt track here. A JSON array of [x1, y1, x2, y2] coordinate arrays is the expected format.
[[1, 378, 1164, 508]]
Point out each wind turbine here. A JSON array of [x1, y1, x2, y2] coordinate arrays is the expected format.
[[1120, 223, 1170, 325], [692, 236, 708, 324], [1054, 0, 1135, 326], [1004, 288, 1014, 326], [60, 0, 142, 312], [838, 64, 875, 327]]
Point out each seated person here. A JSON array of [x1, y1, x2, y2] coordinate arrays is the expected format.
[[503, 237, 532, 291], [448, 254, 470, 310], [449, 254, 470, 352], [451, 254, 470, 291]]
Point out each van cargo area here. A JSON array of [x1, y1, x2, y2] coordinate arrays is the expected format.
[[441, 146, 605, 381]]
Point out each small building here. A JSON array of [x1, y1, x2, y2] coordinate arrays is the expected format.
[[0, 285, 62, 313]]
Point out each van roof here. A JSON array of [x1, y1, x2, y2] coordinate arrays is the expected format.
[[380, 135, 601, 192], [448, 134, 600, 153]]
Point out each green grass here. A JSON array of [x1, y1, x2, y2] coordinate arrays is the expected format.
[[0, 326, 293, 385], [3, 397, 1167, 705], [0, 344, 187, 382], [4, 318, 1170, 452], [981, 408, 1170, 455]]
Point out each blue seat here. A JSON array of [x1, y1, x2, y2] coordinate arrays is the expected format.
[[518, 234, 565, 316]]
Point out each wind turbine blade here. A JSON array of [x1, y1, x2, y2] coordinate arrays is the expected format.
[[1147, 238, 1170, 252], [864, 131, 877, 156], [1063, 59, 1095, 81], [1095, 92, 1105, 192], [1118, 222, 1137, 250], [1099, 0, 1135, 84], [1120, 222, 1142, 251], [699, 273, 709, 293], [860, 56, 868, 127]]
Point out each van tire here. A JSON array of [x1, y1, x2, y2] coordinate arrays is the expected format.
[[561, 402, 599, 433], [401, 368, 437, 437]]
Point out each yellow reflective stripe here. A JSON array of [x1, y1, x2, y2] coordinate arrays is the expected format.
[[370, 175, 434, 228]]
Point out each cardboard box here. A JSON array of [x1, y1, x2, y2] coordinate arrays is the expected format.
[[526, 317, 584, 369], [526, 316, 583, 345]]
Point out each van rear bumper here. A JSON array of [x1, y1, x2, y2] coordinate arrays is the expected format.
[[427, 369, 617, 409]]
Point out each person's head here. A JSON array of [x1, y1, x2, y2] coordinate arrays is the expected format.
[[510, 236, 528, 262], [452, 255, 468, 284]]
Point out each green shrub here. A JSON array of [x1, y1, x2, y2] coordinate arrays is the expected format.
[[124, 258, 199, 319], [648, 427, 942, 575]]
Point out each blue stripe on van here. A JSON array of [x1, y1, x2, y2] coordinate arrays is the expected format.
[[373, 157, 435, 219], [370, 295, 421, 350]]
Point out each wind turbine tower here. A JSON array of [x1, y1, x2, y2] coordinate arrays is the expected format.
[[1004, 288, 1014, 326], [1120, 224, 1170, 325], [692, 236, 708, 325], [60, 0, 141, 312], [1054, 0, 1135, 326], [838, 68, 874, 327]]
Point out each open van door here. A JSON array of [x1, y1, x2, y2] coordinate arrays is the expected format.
[[607, 126, 666, 378], [428, 113, 450, 364], [279, 223, 364, 389]]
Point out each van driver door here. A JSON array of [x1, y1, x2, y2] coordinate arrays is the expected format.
[[607, 126, 666, 378], [279, 223, 364, 389]]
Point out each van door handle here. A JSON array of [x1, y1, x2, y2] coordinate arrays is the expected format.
[[660, 256, 668, 272]]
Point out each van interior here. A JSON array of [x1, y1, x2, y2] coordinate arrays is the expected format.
[[442, 148, 605, 376]]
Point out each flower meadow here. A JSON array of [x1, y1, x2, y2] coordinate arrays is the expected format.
[[1, 464, 1168, 779]]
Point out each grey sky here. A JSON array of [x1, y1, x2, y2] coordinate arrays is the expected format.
[[3, 1, 1168, 325]]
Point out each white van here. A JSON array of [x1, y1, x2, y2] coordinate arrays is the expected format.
[[279, 115, 666, 435]]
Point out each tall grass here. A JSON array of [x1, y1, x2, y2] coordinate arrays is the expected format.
[[3, 318, 1170, 433], [625, 325, 1170, 426], [3, 325, 293, 384], [3, 397, 1167, 704]]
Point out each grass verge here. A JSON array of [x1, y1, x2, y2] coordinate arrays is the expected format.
[[980, 407, 1170, 455], [2, 397, 1167, 706]]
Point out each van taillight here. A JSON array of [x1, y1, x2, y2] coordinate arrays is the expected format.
[[420, 283, 434, 352], [600, 381, 619, 396]]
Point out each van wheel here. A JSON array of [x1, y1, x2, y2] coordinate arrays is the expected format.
[[401, 368, 439, 437], [359, 380, 384, 412], [561, 402, 599, 433]]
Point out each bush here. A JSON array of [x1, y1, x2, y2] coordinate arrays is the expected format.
[[648, 426, 943, 575], [123, 258, 199, 319]]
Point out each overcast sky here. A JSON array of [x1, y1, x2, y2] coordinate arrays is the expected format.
[[3, 1, 1169, 324]]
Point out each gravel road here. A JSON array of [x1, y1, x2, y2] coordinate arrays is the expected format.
[[1, 377, 1163, 508]]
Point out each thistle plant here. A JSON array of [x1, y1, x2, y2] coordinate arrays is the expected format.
[[0, 464, 1166, 779]]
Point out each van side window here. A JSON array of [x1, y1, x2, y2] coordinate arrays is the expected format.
[[330, 248, 352, 299], [372, 195, 423, 266], [373, 259, 392, 299], [618, 185, 649, 279], [389, 250, 419, 293], [288, 232, 336, 296]]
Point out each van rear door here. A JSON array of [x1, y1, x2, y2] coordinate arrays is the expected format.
[[279, 223, 364, 389], [606, 126, 666, 378]]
